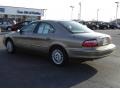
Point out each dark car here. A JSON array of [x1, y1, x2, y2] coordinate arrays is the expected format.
[[79, 21, 87, 25], [0, 18, 15, 31], [11, 21, 32, 31], [3, 20, 116, 66], [86, 21, 99, 30], [109, 23, 120, 29], [89, 21, 109, 30], [79, 21, 99, 30], [98, 22, 110, 30]]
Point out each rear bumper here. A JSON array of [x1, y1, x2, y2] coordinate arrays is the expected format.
[[67, 44, 116, 59]]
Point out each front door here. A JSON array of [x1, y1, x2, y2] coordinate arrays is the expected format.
[[13, 22, 39, 48]]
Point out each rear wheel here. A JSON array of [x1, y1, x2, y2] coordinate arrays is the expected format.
[[6, 40, 15, 53], [49, 47, 68, 66], [104, 27, 107, 30]]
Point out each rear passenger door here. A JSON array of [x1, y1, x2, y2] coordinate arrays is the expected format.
[[31, 22, 55, 52]]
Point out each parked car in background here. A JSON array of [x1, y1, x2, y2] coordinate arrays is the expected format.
[[79, 21, 99, 30], [117, 24, 120, 29], [80, 21, 111, 30], [11, 21, 32, 31], [87, 21, 99, 30], [110, 19, 120, 29], [3, 20, 116, 66], [97, 21, 110, 30], [0, 18, 15, 31], [109, 22, 120, 29], [79, 21, 87, 25], [109, 23, 118, 29]]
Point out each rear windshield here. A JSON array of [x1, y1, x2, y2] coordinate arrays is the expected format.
[[59, 21, 94, 33]]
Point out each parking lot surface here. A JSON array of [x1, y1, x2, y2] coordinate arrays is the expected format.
[[0, 30, 120, 88]]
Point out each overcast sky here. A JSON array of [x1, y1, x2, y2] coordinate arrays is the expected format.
[[0, 0, 120, 21]]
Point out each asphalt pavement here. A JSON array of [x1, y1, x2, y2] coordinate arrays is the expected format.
[[0, 30, 120, 88]]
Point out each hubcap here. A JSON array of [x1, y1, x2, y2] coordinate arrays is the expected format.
[[52, 49, 64, 65], [6, 41, 13, 52]]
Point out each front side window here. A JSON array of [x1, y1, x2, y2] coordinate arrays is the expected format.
[[21, 22, 38, 33]]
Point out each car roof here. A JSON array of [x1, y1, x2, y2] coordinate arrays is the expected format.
[[32, 20, 73, 23]]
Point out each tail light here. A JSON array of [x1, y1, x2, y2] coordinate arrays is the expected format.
[[82, 39, 98, 47]]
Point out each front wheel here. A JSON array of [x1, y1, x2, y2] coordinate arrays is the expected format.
[[49, 47, 68, 66], [6, 40, 15, 53]]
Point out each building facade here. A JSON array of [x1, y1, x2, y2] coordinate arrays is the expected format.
[[0, 6, 44, 22]]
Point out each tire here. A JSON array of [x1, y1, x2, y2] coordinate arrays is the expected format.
[[6, 40, 15, 53], [49, 47, 68, 66], [104, 27, 107, 30]]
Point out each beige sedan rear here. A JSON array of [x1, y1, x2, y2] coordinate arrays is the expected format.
[[3, 20, 116, 66]]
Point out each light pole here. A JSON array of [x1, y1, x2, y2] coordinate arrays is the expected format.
[[115, 1, 119, 24], [97, 9, 99, 22], [70, 6, 74, 20], [42, 9, 47, 19], [78, 2, 81, 21]]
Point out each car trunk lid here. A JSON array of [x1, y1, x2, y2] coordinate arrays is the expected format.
[[73, 32, 111, 46]]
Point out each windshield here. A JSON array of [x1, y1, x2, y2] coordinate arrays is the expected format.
[[59, 21, 94, 33]]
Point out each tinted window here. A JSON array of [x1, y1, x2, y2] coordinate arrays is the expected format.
[[59, 21, 94, 33]]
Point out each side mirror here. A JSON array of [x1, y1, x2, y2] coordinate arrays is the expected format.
[[17, 29, 20, 32], [17, 29, 23, 34]]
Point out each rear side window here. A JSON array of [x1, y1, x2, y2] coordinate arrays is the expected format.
[[37, 23, 45, 34], [59, 21, 93, 33], [37, 23, 55, 34]]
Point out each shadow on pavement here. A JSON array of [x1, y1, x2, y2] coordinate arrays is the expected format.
[[0, 49, 97, 88]]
